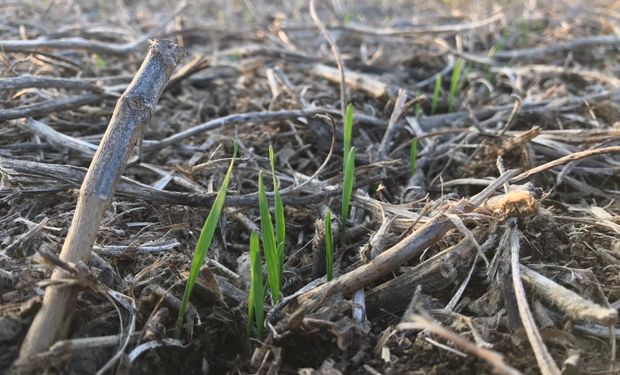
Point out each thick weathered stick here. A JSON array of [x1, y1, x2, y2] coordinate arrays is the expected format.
[[273, 171, 517, 330], [311, 63, 396, 99], [521, 266, 617, 325], [14, 39, 183, 367], [366, 229, 487, 317]]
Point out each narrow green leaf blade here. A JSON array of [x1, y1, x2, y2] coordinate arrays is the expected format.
[[341, 147, 355, 226], [409, 137, 418, 178], [343, 103, 354, 165], [174, 144, 237, 339], [449, 58, 463, 112], [269, 146, 286, 274], [249, 230, 264, 339], [325, 210, 333, 281], [258, 171, 281, 304], [431, 75, 442, 115]]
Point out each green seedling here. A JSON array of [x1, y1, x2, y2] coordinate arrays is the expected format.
[[431, 75, 442, 115], [341, 147, 355, 230], [325, 210, 333, 281], [343, 103, 354, 164], [341, 104, 355, 238], [409, 137, 418, 178], [258, 171, 281, 304], [415, 91, 423, 118], [174, 144, 237, 339], [518, 17, 530, 46], [448, 58, 464, 112], [92, 54, 108, 69], [247, 231, 264, 339], [269, 146, 285, 275]]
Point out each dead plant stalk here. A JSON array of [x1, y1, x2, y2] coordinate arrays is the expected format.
[[15, 40, 183, 367]]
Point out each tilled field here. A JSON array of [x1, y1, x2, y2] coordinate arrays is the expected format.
[[1, 1, 619, 374]]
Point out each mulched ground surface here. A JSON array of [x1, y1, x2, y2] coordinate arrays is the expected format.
[[1, 1, 619, 374]]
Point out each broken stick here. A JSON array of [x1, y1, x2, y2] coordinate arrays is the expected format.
[[273, 170, 518, 332], [14, 39, 183, 368]]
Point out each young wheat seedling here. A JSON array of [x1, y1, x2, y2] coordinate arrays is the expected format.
[[409, 137, 418, 178], [415, 91, 423, 118], [448, 58, 464, 112], [325, 210, 333, 281], [431, 75, 442, 115], [247, 230, 265, 339], [341, 147, 355, 231], [341, 104, 355, 238], [269, 146, 285, 276], [258, 171, 281, 304], [174, 144, 237, 339], [343, 103, 354, 163]]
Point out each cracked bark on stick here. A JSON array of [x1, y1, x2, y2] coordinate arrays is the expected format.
[[14, 39, 183, 369]]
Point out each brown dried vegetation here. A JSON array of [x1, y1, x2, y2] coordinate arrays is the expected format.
[[0, 0, 619, 374]]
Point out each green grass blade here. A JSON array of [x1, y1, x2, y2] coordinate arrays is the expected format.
[[343, 103, 354, 165], [409, 137, 418, 178], [448, 58, 463, 112], [415, 91, 423, 118], [247, 284, 254, 338], [249, 230, 265, 339], [269, 146, 286, 274], [431, 75, 442, 115], [325, 210, 333, 281], [174, 144, 237, 339], [258, 170, 281, 304], [341, 147, 355, 228]]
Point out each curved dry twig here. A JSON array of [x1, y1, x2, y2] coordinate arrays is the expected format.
[[341, 12, 503, 36], [509, 225, 561, 375], [493, 35, 620, 60]]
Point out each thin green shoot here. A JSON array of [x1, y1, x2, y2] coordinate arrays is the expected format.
[[343, 103, 354, 165], [431, 75, 442, 115], [247, 231, 264, 339], [258, 171, 281, 304], [92, 54, 108, 69], [409, 137, 418, 178], [242, 8, 253, 26], [518, 17, 529, 46], [174, 144, 237, 339], [325, 210, 333, 281], [341, 147, 355, 231], [414, 91, 423, 118], [448, 58, 464, 112], [269, 146, 285, 275], [341, 104, 355, 239], [493, 26, 511, 54]]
